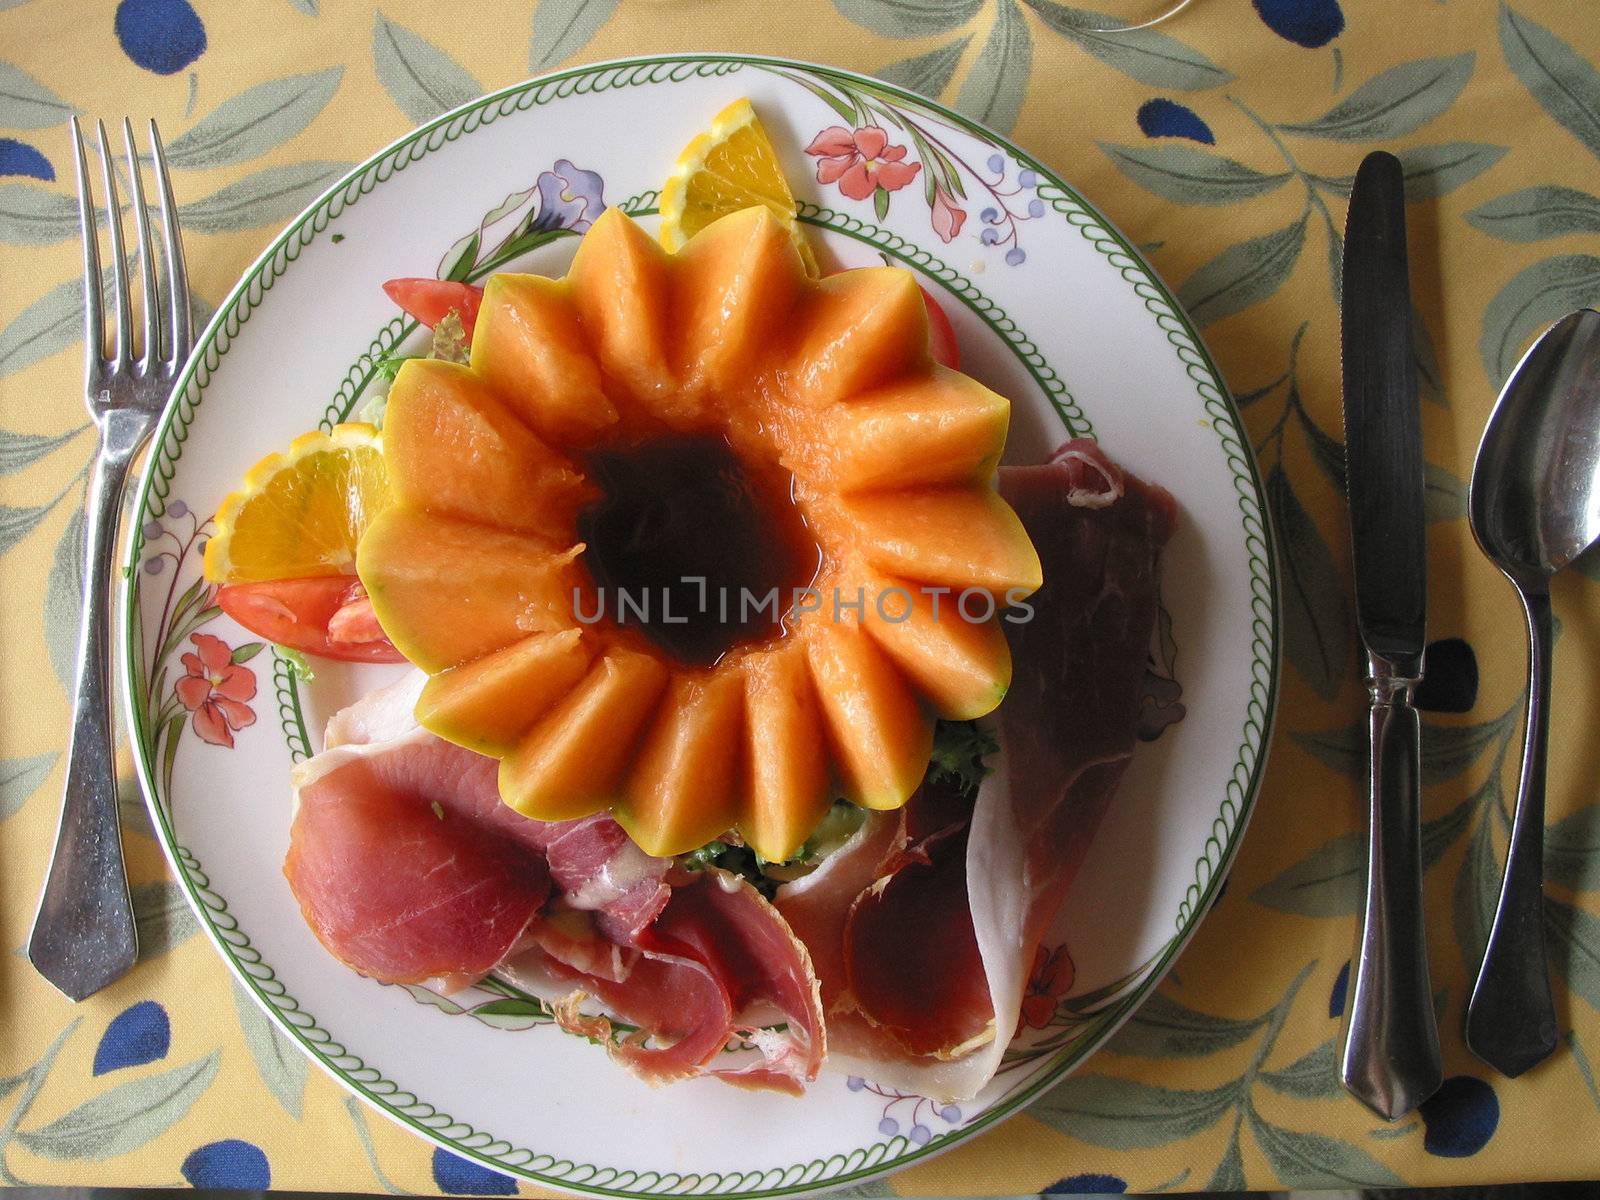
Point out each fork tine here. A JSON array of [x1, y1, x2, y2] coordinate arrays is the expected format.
[[71, 117, 104, 377], [95, 120, 132, 369], [123, 118, 159, 371], [147, 121, 191, 368]]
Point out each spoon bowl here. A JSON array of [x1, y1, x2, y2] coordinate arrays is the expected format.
[[1465, 307, 1600, 1078], [1471, 309, 1600, 585]]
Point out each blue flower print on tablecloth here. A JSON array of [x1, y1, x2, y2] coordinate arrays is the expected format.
[[115, 0, 206, 75], [93, 1000, 172, 1074], [433, 1147, 518, 1195], [1421, 1076, 1500, 1157], [1252, 0, 1344, 48], [1137, 99, 1215, 145], [182, 1139, 271, 1189], [1045, 1172, 1128, 1194], [1329, 960, 1351, 1018], [0, 137, 55, 181]]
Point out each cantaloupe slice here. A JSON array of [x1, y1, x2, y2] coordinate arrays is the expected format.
[[840, 487, 1043, 596], [857, 570, 1012, 720], [384, 359, 590, 535], [566, 207, 676, 408], [806, 621, 933, 810], [473, 273, 618, 442], [672, 206, 805, 400], [740, 639, 832, 861], [786, 268, 930, 407], [615, 667, 745, 856], [357, 508, 582, 672], [818, 366, 1009, 492], [416, 629, 593, 755], [499, 648, 670, 821]]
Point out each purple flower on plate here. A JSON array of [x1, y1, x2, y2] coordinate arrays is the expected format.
[[167, 499, 189, 518], [142, 519, 164, 541], [531, 159, 606, 233]]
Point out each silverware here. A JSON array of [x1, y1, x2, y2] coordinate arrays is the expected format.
[[1337, 150, 1443, 1120], [1465, 307, 1600, 1077], [27, 117, 191, 1001]]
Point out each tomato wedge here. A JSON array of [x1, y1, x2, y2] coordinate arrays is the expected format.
[[382, 278, 483, 340], [217, 577, 405, 663]]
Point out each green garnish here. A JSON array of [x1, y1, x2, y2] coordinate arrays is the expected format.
[[677, 726, 993, 894], [431, 309, 470, 364], [430, 800, 445, 821], [280, 648, 316, 683], [372, 353, 419, 380], [927, 719, 998, 794]]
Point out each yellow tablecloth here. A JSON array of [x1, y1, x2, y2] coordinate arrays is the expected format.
[[4, 0, 1599, 1193]]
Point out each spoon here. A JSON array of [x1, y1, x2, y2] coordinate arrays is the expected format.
[[1465, 307, 1600, 1077]]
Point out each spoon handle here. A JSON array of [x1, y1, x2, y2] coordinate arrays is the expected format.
[[1466, 584, 1558, 1077]]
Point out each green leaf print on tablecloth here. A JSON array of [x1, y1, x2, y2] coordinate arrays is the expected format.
[[1467, 185, 1600, 241], [955, 0, 1031, 133], [163, 68, 343, 168], [529, 0, 622, 72], [0, 59, 76, 128], [14, 1053, 219, 1162], [1277, 53, 1473, 141], [0, 752, 56, 820], [373, 12, 483, 124]]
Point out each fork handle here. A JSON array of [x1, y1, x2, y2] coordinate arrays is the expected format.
[[28, 442, 139, 1001]]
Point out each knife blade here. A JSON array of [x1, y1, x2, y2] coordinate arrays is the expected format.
[[1344, 152, 1426, 672], [1337, 150, 1443, 1121]]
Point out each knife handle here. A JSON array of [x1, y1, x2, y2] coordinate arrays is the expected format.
[[1340, 652, 1443, 1120]]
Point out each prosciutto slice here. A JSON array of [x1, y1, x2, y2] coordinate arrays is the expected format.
[[286, 711, 550, 991], [521, 871, 826, 1092], [287, 674, 823, 1092], [778, 438, 1177, 1099]]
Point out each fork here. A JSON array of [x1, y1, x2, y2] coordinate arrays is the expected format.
[[27, 117, 191, 1001]]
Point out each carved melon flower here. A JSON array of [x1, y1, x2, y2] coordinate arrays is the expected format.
[[359, 207, 1039, 859]]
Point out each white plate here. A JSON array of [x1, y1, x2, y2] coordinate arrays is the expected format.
[[123, 54, 1279, 1198]]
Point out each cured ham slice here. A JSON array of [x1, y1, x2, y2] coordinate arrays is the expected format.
[[773, 811, 900, 1009], [527, 870, 826, 1092], [290, 672, 823, 1092], [778, 438, 1177, 1099], [285, 731, 550, 990], [840, 778, 989, 1057]]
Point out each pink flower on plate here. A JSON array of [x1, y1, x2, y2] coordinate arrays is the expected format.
[[806, 125, 922, 202], [931, 185, 966, 243], [176, 632, 257, 748]]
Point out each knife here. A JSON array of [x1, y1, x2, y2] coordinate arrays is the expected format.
[[1337, 150, 1444, 1121]]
